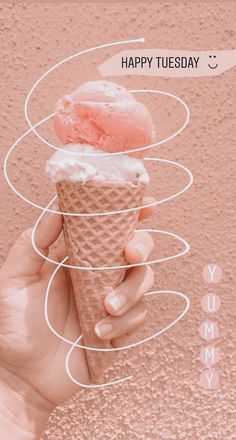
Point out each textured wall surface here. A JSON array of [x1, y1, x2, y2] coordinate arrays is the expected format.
[[1, 2, 236, 439]]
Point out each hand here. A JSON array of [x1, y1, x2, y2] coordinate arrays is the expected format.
[[0, 198, 155, 437]]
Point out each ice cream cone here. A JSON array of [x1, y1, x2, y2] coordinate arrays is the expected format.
[[56, 179, 146, 383]]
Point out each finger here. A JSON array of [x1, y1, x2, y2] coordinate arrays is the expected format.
[[139, 196, 156, 221], [112, 328, 140, 348], [53, 240, 67, 262], [34, 201, 62, 250], [1, 202, 63, 278], [111, 319, 145, 348], [41, 240, 67, 277], [94, 301, 147, 340], [104, 265, 154, 316], [125, 230, 154, 264]]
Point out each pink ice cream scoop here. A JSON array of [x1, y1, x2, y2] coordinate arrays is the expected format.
[[54, 80, 156, 158]]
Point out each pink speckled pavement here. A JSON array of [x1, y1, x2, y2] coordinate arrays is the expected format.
[[1, 2, 235, 439]]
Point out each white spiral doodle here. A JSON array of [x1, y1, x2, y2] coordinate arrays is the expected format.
[[4, 37, 192, 389]]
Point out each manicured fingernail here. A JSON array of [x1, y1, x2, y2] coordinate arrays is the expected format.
[[107, 293, 126, 312], [134, 243, 147, 261], [95, 322, 114, 338]]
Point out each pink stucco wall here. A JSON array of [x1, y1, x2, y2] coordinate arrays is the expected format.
[[1, 2, 235, 439]]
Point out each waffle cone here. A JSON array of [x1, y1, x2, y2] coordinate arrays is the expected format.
[[56, 179, 146, 383]]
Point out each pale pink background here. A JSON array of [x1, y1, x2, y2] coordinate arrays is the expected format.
[[99, 48, 236, 77], [1, 2, 236, 439]]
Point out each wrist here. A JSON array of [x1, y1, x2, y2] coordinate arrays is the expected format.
[[0, 366, 54, 439]]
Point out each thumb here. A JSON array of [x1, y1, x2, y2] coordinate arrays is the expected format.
[[1, 205, 62, 278]]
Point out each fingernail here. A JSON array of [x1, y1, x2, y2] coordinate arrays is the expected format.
[[95, 322, 114, 338], [107, 293, 126, 312], [133, 243, 147, 261]]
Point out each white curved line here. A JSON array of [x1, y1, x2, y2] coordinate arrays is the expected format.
[[23, 90, 190, 158], [44, 256, 190, 352], [24, 37, 146, 155], [4, 147, 193, 215], [45, 256, 132, 389], [65, 336, 133, 389], [23, 34, 190, 157], [31, 202, 190, 270], [3, 114, 54, 212], [3, 36, 192, 390]]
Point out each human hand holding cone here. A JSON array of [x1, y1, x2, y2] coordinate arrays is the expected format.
[[46, 81, 155, 383]]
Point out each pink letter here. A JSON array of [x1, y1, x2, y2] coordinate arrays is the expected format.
[[201, 294, 221, 313], [200, 346, 220, 367], [199, 370, 219, 389], [199, 321, 219, 340], [203, 264, 222, 283]]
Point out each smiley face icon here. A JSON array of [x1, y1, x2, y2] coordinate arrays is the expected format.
[[208, 54, 218, 69]]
